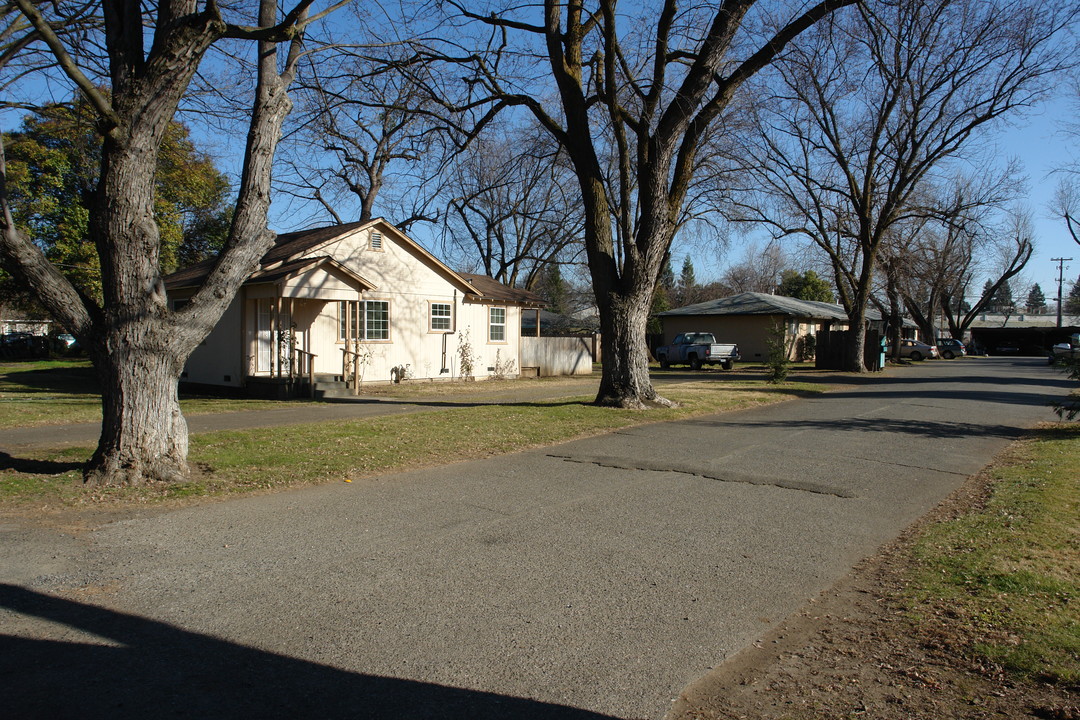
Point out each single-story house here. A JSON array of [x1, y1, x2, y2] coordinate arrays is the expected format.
[[165, 219, 546, 396], [657, 292, 912, 361]]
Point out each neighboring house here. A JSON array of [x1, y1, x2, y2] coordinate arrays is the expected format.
[[965, 312, 1080, 355], [165, 219, 546, 396], [657, 292, 909, 362]]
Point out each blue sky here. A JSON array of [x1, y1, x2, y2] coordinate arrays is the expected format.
[[3, 34, 1076, 306]]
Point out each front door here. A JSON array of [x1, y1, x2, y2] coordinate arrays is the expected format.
[[257, 299, 273, 373]]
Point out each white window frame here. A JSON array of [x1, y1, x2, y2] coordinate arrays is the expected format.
[[429, 302, 453, 332], [339, 300, 391, 342], [488, 306, 507, 343], [369, 231, 383, 251]]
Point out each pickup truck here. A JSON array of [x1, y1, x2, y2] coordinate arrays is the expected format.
[[1049, 333, 1080, 364], [656, 332, 740, 370]]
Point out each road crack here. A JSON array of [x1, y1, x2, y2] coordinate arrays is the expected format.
[[547, 454, 856, 498]]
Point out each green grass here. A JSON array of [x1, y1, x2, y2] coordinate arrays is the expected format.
[[0, 380, 821, 507], [0, 359, 321, 428], [909, 423, 1080, 685]]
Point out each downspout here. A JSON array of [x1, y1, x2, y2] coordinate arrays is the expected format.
[[441, 289, 456, 374]]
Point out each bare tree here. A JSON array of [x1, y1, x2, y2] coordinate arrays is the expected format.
[[441, 121, 584, 288], [736, 0, 1074, 370], [940, 210, 1035, 341], [0, 0, 345, 486], [720, 241, 788, 294], [279, 46, 447, 229], [881, 170, 1023, 345], [432, 0, 857, 407], [1051, 179, 1080, 248]]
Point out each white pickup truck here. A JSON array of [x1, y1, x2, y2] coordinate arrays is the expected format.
[[656, 332, 740, 371], [1049, 333, 1080, 364]]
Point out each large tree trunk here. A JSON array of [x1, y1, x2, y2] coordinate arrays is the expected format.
[[82, 121, 190, 484], [86, 331, 188, 485], [594, 287, 671, 408]]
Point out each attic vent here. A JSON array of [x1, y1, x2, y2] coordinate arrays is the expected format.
[[370, 231, 383, 250]]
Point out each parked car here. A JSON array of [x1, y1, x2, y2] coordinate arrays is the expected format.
[[935, 337, 966, 360], [655, 332, 740, 370], [889, 339, 939, 361], [1049, 333, 1080, 365], [0, 331, 47, 358]]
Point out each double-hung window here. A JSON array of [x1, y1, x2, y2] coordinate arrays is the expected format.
[[430, 302, 452, 332], [339, 300, 390, 341], [488, 306, 506, 343]]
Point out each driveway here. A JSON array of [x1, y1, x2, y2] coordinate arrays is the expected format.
[[1, 357, 1071, 719]]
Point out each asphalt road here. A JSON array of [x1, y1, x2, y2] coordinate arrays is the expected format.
[[1, 357, 1072, 720]]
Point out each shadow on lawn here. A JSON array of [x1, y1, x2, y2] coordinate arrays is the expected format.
[[0, 451, 84, 475], [0, 362, 100, 396], [0, 584, 619, 720]]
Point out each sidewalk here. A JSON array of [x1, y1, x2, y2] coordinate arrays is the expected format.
[[0, 376, 604, 450]]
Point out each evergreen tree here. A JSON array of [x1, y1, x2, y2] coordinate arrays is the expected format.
[[647, 285, 670, 335], [537, 264, 568, 316], [1026, 283, 1046, 313], [991, 279, 1014, 312], [659, 253, 676, 293], [679, 255, 697, 291], [777, 270, 834, 302], [981, 279, 995, 310], [1066, 276, 1080, 315]]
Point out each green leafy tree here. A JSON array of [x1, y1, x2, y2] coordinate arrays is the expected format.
[[1025, 283, 1046, 313], [659, 253, 676, 294], [679, 255, 697, 291], [537, 264, 568, 316], [647, 284, 671, 335], [1066, 276, 1080, 315], [765, 322, 791, 383], [992, 279, 1014, 312], [4, 100, 231, 300], [777, 269, 833, 302]]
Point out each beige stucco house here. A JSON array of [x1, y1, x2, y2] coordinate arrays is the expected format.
[[165, 219, 545, 396], [658, 292, 902, 362]]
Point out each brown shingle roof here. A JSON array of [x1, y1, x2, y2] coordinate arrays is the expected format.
[[458, 273, 546, 306]]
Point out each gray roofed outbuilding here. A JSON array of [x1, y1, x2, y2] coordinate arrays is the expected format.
[[657, 292, 910, 325]]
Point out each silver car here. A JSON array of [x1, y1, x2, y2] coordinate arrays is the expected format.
[[894, 339, 938, 361]]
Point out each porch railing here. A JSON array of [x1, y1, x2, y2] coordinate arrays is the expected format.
[[341, 347, 362, 395], [290, 348, 317, 398]]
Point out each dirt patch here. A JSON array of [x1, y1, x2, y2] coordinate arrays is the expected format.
[[670, 469, 1079, 720]]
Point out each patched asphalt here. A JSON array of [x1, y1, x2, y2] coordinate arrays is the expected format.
[[1, 358, 1071, 719]]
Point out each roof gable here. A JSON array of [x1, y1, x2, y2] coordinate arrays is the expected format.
[[164, 219, 542, 307]]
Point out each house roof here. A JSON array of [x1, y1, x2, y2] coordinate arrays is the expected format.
[[659, 292, 852, 320], [658, 291, 917, 326], [164, 219, 541, 307], [458, 273, 546, 307]]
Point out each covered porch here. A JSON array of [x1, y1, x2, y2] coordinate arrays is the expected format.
[[242, 257, 375, 398]]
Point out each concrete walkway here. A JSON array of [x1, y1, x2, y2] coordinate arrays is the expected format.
[[0, 376, 606, 449], [1, 357, 1071, 720]]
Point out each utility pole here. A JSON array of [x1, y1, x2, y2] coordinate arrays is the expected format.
[[1052, 257, 1072, 328]]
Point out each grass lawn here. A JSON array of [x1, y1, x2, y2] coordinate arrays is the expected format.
[[0, 359, 321, 429], [0, 376, 822, 507], [909, 423, 1080, 685]]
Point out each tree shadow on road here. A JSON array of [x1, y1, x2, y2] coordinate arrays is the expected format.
[[0, 584, 620, 720], [692, 416, 1025, 440]]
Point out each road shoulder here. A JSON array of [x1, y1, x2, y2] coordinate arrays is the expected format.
[[668, 454, 1079, 720]]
